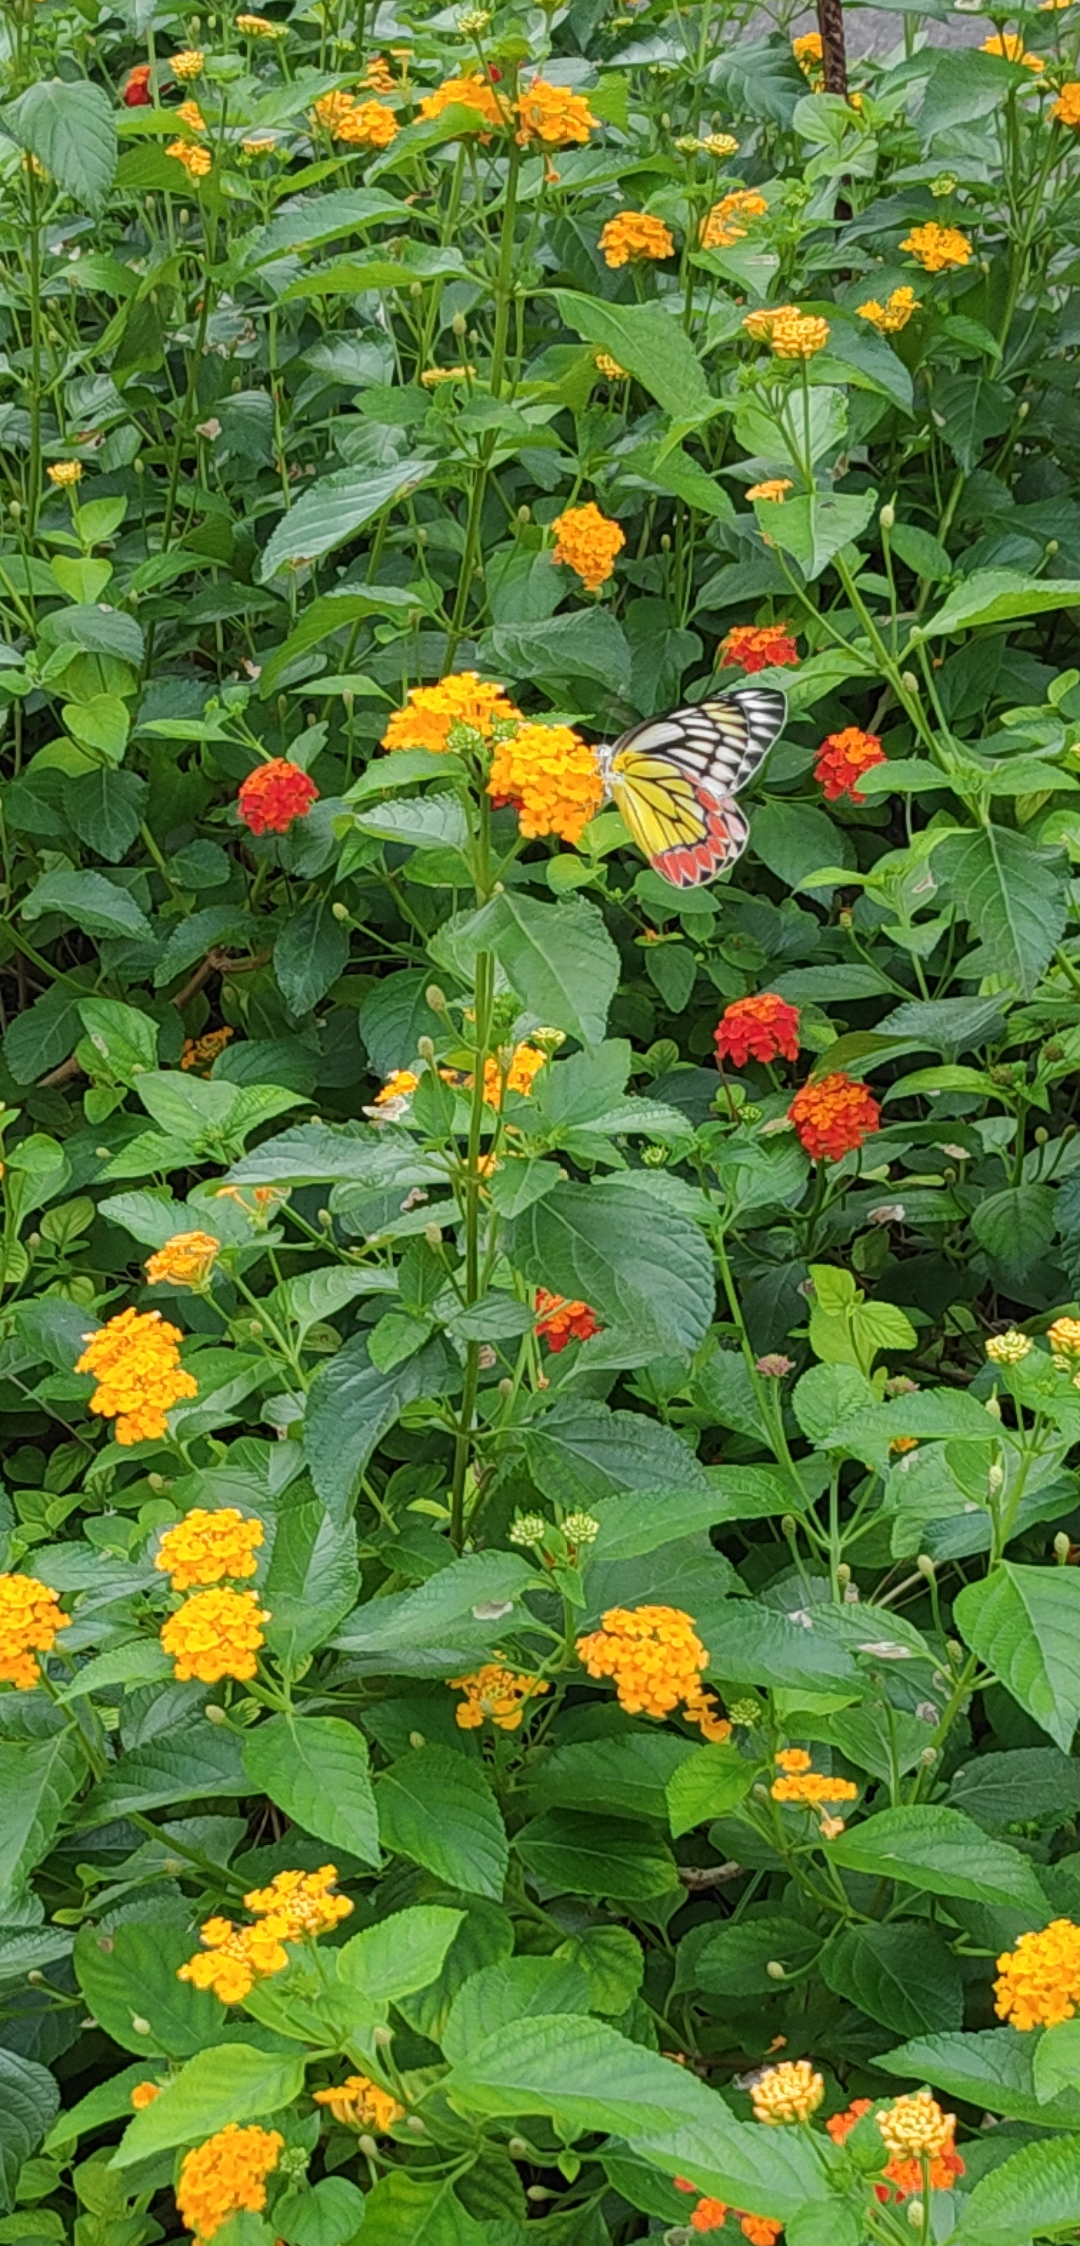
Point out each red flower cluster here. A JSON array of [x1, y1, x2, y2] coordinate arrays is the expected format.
[[123, 63, 153, 104], [719, 623, 799, 674], [715, 993, 800, 1068], [814, 726, 886, 803], [788, 1072, 881, 1162], [674, 2182, 781, 2241], [535, 1290, 600, 1352], [237, 759, 319, 836]]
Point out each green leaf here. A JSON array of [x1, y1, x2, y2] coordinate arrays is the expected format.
[[80, 1722, 247, 1820], [441, 1956, 592, 2064], [821, 1923, 963, 2037], [512, 1177, 713, 1358], [45, 2062, 157, 2152], [67, 767, 146, 857], [261, 1496, 360, 1667], [377, 1746, 508, 1900], [936, 825, 1066, 996], [334, 1552, 538, 1656], [883, 2026, 1080, 2125], [470, 891, 618, 1048], [275, 2176, 368, 2246], [3, 985, 87, 1083], [955, 1563, 1080, 1752], [335, 1906, 464, 2006], [552, 291, 712, 418], [947, 1747, 1080, 1830], [921, 569, 1080, 637], [530, 1732, 688, 1825], [788, 2211, 860, 2246], [242, 1715, 380, 1867], [701, 1599, 858, 1691], [1033, 2016, 1080, 2099], [247, 187, 412, 261], [515, 1811, 678, 1901], [22, 868, 152, 941], [826, 1804, 1048, 1914], [259, 585, 425, 696], [355, 792, 469, 855], [952, 2134, 1080, 2245], [351, 2173, 487, 2246], [0, 1733, 83, 1912], [304, 1334, 456, 1518], [73, 1921, 227, 2058], [0, 2051, 58, 2215], [753, 799, 855, 892], [918, 47, 1018, 140], [666, 1743, 756, 1836], [485, 609, 632, 694], [689, 1917, 820, 1996], [258, 460, 436, 581], [273, 898, 349, 1016], [755, 490, 875, 580], [1, 79, 117, 213], [523, 1400, 712, 1509], [111, 2045, 306, 2167], [888, 521, 952, 581]]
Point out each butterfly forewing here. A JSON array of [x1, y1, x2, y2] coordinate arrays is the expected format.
[[600, 686, 786, 889], [609, 685, 787, 799]]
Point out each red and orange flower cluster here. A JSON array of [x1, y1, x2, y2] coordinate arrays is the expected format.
[[674, 2180, 781, 2240], [535, 1288, 601, 1351], [715, 993, 800, 1068], [719, 623, 799, 673], [788, 1073, 881, 1162], [813, 726, 886, 803], [827, 2094, 964, 2203], [237, 758, 319, 835]]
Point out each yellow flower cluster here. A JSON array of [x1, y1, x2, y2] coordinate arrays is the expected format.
[[878, 2092, 955, 2160], [179, 1867, 352, 2004], [131, 2081, 161, 2109], [313, 2074, 403, 2130], [476, 1042, 548, 1105], [375, 1068, 420, 1105], [981, 30, 1043, 67], [451, 1661, 551, 1730], [599, 210, 675, 267], [751, 2059, 824, 2125], [700, 188, 767, 249], [161, 1586, 269, 1683], [47, 461, 82, 488], [1049, 1317, 1080, 1365], [381, 671, 522, 753], [76, 1307, 197, 1446], [770, 1748, 858, 1807], [176, 99, 207, 131], [857, 285, 920, 333], [176, 2124, 283, 2243], [487, 722, 605, 844], [418, 72, 504, 128], [516, 78, 597, 147], [364, 54, 396, 91], [901, 223, 972, 272], [576, 1605, 731, 1740], [743, 304, 829, 359], [1053, 82, 1080, 125], [792, 29, 824, 79], [0, 1572, 70, 1689], [985, 1329, 1032, 1364], [170, 46, 205, 75], [595, 351, 629, 379], [168, 138, 212, 177], [551, 501, 626, 591], [154, 1506, 264, 1590], [994, 1919, 1080, 2029], [310, 89, 397, 144], [145, 1230, 220, 1287], [181, 1025, 233, 1072], [236, 12, 286, 32], [420, 364, 476, 385], [746, 478, 792, 502]]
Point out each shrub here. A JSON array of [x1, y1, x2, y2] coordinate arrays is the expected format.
[[4, 4, 1080, 2243]]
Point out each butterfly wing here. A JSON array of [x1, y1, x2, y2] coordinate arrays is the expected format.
[[602, 687, 785, 889]]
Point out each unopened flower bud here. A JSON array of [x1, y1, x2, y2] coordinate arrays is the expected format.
[[920, 1745, 937, 1766], [527, 2186, 552, 2202], [781, 1515, 797, 1538], [204, 1703, 227, 1724], [879, 502, 895, 531], [906, 2204, 924, 2229], [917, 1554, 935, 1580], [405, 2115, 426, 2135], [331, 900, 349, 921], [373, 2024, 394, 2047], [357, 2134, 379, 2159], [765, 1960, 785, 1980], [947, 1639, 963, 1664], [452, 310, 468, 336], [424, 1222, 443, 1247], [26, 1970, 44, 1985], [836, 1562, 851, 1586], [417, 1036, 435, 1062], [409, 1730, 426, 1749], [901, 671, 919, 696], [1056, 1532, 1071, 1562], [426, 984, 447, 1012], [509, 2137, 530, 2159], [131, 2015, 151, 2036], [148, 1472, 167, 1492]]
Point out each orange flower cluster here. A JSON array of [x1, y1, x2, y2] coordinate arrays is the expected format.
[[595, 351, 629, 379], [994, 1918, 1080, 2028], [181, 1026, 234, 1072], [146, 1231, 220, 1288], [237, 758, 319, 835], [364, 54, 396, 91], [744, 304, 829, 358], [176, 99, 207, 131], [577, 1605, 730, 1740], [488, 721, 604, 844], [770, 1746, 857, 1807], [719, 623, 799, 673], [600, 211, 674, 266], [161, 1586, 269, 1683], [374, 1068, 420, 1107], [792, 29, 824, 79], [981, 30, 1043, 66], [477, 1042, 548, 1104], [131, 2081, 161, 2109], [179, 1866, 352, 2004], [176, 2124, 283, 2243], [901, 223, 972, 271], [418, 72, 504, 129], [76, 1307, 197, 1446], [856, 285, 920, 333], [516, 78, 597, 147], [551, 502, 626, 591], [674, 2183, 781, 2240], [313, 2075, 403, 2130], [381, 671, 521, 752], [788, 1072, 881, 1162], [450, 1662, 550, 1730], [814, 725, 886, 801], [535, 1288, 601, 1351], [167, 138, 212, 177], [715, 993, 800, 1067], [828, 2099, 965, 2201], [751, 2058, 824, 2124], [700, 189, 767, 249], [0, 1572, 70, 1689], [746, 478, 792, 503], [154, 1506, 264, 1591], [237, 13, 287, 34], [336, 98, 399, 146], [1053, 82, 1080, 124]]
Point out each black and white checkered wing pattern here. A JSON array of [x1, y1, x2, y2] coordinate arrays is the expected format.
[[607, 687, 786, 799]]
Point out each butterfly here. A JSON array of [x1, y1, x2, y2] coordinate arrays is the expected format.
[[597, 686, 787, 889]]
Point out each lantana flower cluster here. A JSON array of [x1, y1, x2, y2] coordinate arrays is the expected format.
[[577, 1605, 731, 1740], [0, 1573, 71, 1689], [179, 1866, 352, 2003], [450, 1661, 550, 1730], [76, 1307, 197, 1446], [176, 2124, 283, 2243]]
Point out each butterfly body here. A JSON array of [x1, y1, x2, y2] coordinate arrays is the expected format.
[[598, 686, 786, 888]]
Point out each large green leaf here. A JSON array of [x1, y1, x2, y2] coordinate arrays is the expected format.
[[470, 890, 618, 1048], [934, 825, 1066, 997], [112, 2045, 306, 2166], [377, 1746, 508, 1899], [827, 1805, 1048, 1914], [304, 1334, 456, 1517], [257, 459, 436, 581], [821, 1923, 963, 2038], [73, 1922, 226, 2058], [243, 1715, 380, 1867], [22, 868, 153, 942], [512, 1177, 713, 1358], [0, 1733, 84, 1912], [523, 1399, 711, 1508], [955, 1564, 1080, 1752], [335, 1907, 464, 2007], [755, 489, 875, 581], [1, 79, 117, 213], [883, 2026, 1080, 2124], [552, 291, 712, 418], [952, 2134, 1080, 2245], [515, 1811, 678, 1901], [0, 2051, 58, 2214], [333, 1551, 538, 1655], [80, 1722, 247, 1821], [273, 898, 350, 1015], [922, 569, 1080, 638], [353, 2173, 487, 2246]]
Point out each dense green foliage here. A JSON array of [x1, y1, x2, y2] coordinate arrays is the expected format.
[[9, 1, 1080, 2243]]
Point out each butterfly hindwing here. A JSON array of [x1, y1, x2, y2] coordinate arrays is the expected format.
[[601, 686, 785, 888]]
